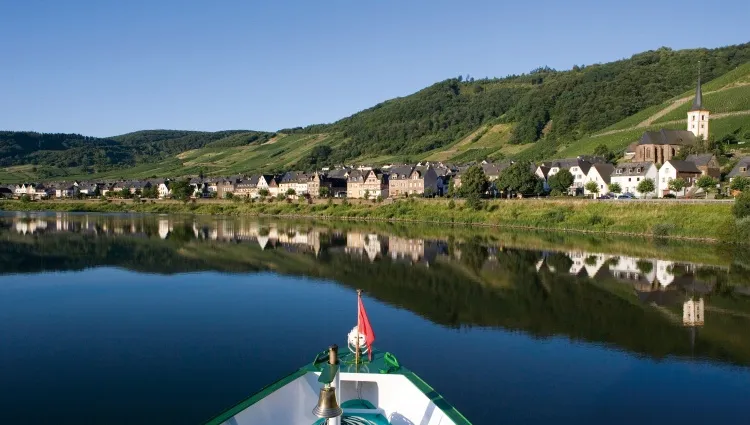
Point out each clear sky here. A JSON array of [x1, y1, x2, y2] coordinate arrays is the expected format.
[[1, 0, 747, 137]]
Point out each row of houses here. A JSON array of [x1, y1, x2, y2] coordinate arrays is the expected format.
[[536, 154, 749, 198], [1, 164, 449, 200], [4, 154, 749, 201]]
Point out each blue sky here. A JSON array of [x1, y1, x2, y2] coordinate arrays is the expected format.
[[1, 0, 747, 137]]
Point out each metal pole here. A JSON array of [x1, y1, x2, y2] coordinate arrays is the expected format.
[[355, 290, 361, 367], [329, 344, 341, 425]]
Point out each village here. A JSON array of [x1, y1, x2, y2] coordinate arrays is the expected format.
[[4, 79, 750, 202]]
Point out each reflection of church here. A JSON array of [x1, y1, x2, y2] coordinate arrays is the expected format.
[[683, 298, 704, 326]]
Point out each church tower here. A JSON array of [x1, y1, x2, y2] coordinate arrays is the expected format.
[[687, 75, 709, 140]]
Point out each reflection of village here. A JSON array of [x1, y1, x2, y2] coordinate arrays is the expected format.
[[7, 212, 749, 333], [5, 213, 445, 266], [537, 250, 730, 329]]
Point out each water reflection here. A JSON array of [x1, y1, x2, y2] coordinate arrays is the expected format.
[[2, 211, 749, 367]]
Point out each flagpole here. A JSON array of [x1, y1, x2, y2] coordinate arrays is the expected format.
[[355, 289, 361, 367]]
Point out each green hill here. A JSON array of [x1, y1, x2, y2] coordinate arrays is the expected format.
[[2, 42, 750, 182]]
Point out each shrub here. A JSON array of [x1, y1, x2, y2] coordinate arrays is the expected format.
[[734, 191, 750, 219], [543, 207, 568, 223], [652, 223, 675, 238], [663, 193, 676, 199], [636, 259, 654, 274], [466, 193, 483, 211], [447, 199, 455, 209], [588, 213, 608, 226], [734, 217, 750, 242]]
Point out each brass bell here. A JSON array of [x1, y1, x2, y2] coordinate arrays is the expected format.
[[312, 386, 343, 419]]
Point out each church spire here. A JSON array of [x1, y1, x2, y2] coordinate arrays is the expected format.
[[690, 63, 704, 111]]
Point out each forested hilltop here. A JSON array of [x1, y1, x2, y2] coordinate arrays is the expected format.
[[2, 42, 750, 182]]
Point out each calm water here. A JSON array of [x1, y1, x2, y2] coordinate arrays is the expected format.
[[0, 212, 748, 425]]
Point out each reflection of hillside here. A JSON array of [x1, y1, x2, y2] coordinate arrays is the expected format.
[[2, 212, 750, 367]]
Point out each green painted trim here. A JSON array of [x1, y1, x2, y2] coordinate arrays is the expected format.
[[318, 363, 339, 384], [203, 366, 312, 425], [402, 370, 473, 425], [203, 348, 472, 425]]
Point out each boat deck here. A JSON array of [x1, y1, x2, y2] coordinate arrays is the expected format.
[[313, 400, 390, 425]]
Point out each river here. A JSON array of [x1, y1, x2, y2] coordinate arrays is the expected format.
[[0, 211, 748, 425]]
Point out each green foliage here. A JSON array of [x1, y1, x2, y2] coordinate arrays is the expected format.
[[465, 193, 483, 211], [459, 165, 488, 198], [696, 175, 718, 197], [652, 223, 675, 238], [653, 84, 750, 124], [119, 187, 130, 199], [20, 194, 31, 203], [734, 191, 750, 219], [142, 186, 158, 199], [637, 259, 654, 274], [543, 207, 568, 223], [496, 161, 540, 195], [258, 188, 269, 197], [548, 169, 574, 193], [318, 79, 527, 161], [319, 186, 330, 198], [224, 192, 234, 200], [593, 144, 615, 162], [668, 178, 687, 193], [609, 182, 622, 194], [0, 130, 270, 175], [447, 199, 456, 209], [286, 188, 296, 196], [730, 176, 750, 192], [637, 178, 655, 196], [296, 144, 333, 170], [169, 179, 192, 201], [506, 45, 750, 144], [584, 181, 600, 195]]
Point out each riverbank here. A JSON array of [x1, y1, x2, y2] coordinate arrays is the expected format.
[[1, 197, 741, 242]]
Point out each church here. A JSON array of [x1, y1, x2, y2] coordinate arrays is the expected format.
[[632, 77, 709, 164]]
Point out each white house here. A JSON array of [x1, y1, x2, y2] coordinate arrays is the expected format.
[[544, 157, 596, 194], [258, 175, 280, 196], [157, 182, 171, 198], [584, 163, 615, 198], [535, 165, 551, 191], [610, 162, 657, 198], [657, 160, 702, 197], [55, 185, 76, 198]]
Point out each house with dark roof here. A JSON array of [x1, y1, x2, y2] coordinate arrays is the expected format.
[[235, 175, 261, 198], [610, 162, 658, 197], [658, 160, 703, 197], [388, 165, 438, 197], [685, 154, 720, 179], [347, 169, 388, 199], [727, 157, 750, 182], [257, 175, 280, 196], [584, 163, 615, 197], [543, 157, 598, 194], [0, 186, 12, 198]]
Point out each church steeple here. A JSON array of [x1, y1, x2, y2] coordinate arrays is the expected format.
[[686, 63, 709, 139], [690, 76, 704, 111]]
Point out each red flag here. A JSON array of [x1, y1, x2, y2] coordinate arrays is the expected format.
[[358, 293, 375, 360]]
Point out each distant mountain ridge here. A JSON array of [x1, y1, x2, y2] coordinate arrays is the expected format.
[[2, 42, 750, 182]]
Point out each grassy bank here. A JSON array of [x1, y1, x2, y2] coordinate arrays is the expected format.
[[1, 198, 740, 241]]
